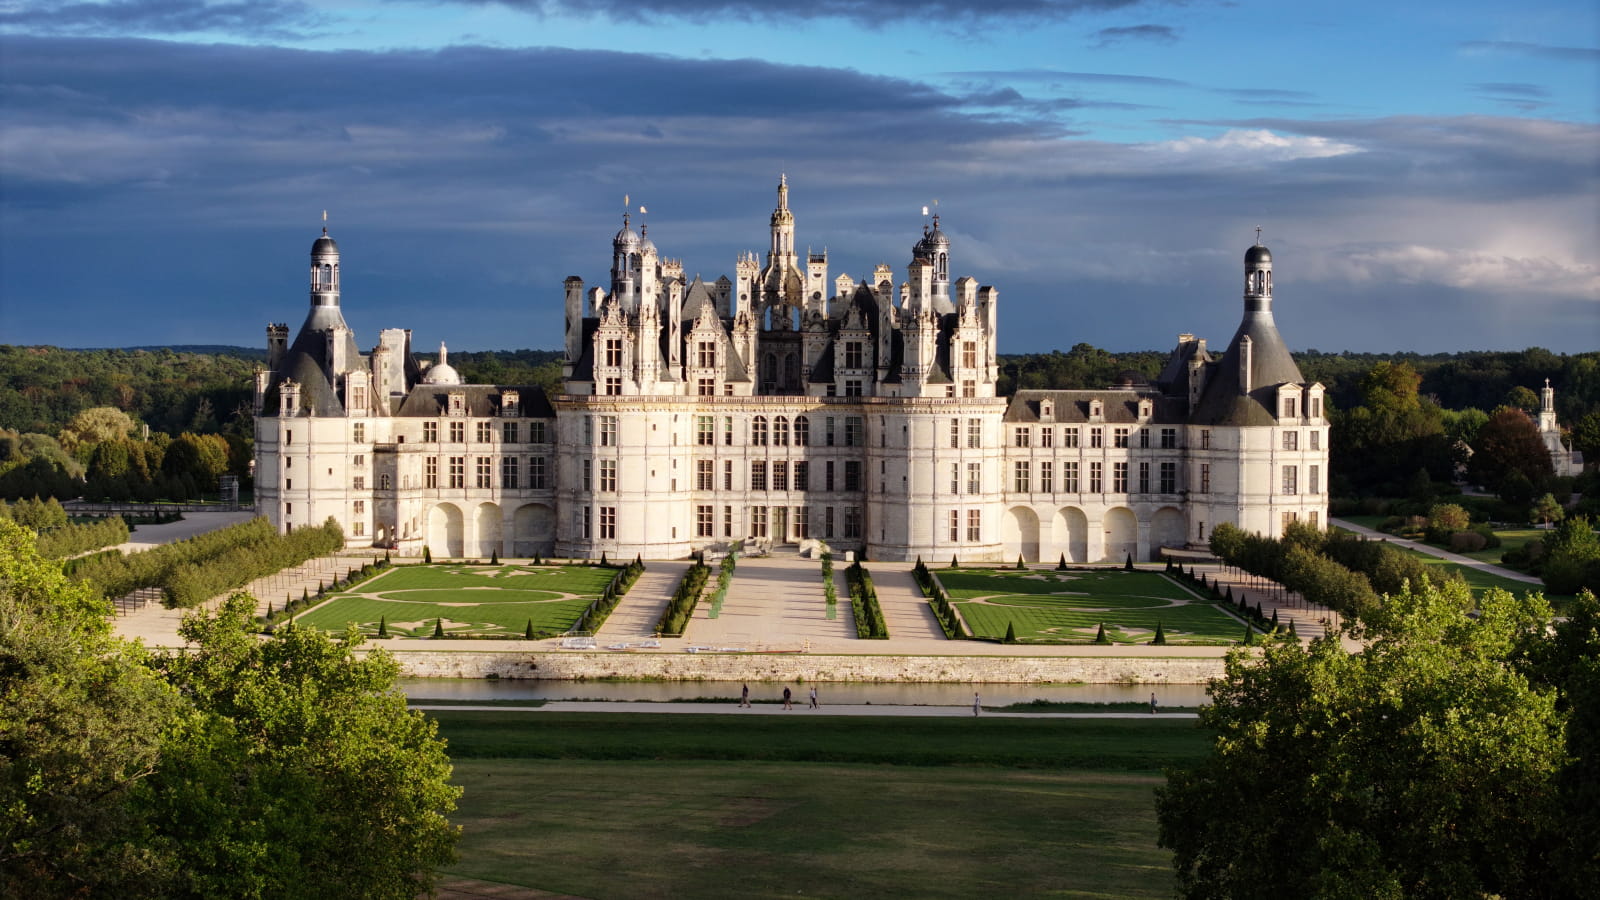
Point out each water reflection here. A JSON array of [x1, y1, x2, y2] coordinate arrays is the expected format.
[[398, 677, 1213, 707]]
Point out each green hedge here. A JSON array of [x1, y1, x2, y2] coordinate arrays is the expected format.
[[572, 558, 646, 634], [36, 516, 129, 559], [911, 556, 965, 639], [844, 561, 889, 639], [656, 558, 711, 636]]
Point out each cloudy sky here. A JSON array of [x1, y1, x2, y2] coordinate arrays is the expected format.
[[1, 0, 1596, 355]]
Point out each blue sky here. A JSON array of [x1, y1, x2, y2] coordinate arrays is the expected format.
[[1, 0, 1596, 355]]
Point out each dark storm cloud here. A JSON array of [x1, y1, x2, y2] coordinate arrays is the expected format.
[[1090, 24, 1178, 47], [0, 0, 323, 38], [1459, 40, 1600, 62], [1, 36, 1594, 354], [407, 0, 1153, 25]]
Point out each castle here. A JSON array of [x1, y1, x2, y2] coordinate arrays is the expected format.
[[253, 179, 1329, 562]]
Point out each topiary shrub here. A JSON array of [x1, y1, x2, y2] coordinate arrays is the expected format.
[[1094, 622, 1110, 645], [490, 549, 500, 565], [377, 615, 387, 638], [1016, 555, 1026, 570], [1058, 553, 1068, 571], [1125, 553, 1134, 571], [524, 619, 534, 640], [423, 545, 432, 564], [1152, 621, 1167, 645], [1004, 622, 1018, 644], [950, 555, 959, 569], [432, 618, 444, 639], [1242, 626, 1255, 646]]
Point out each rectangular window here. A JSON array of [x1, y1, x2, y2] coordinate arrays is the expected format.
[[825, 461, 836, 492], [1200, 463, 1210, 493], [529, 457, 547, 490], [1310, 465, 1321, 495], [793, 507, 809, 539], [1040, 427, 1053, 448], [599, 416, 618, 446], [724, 505, 734, 538], [353, 422, 365, 443], [794, 418, 810, 446], [582, 507, 592, 539], [1013, 427, 1030, 448], [825, 506, 836, 538], [1063, 428, 1079, 449], [1138, 461, 1149, 494], [1090, 427, 1104, 449], [1310, 397, 1323, 418], [751, 506, 768, 538], [1040, 461, 1053, 494], [1283, 396, 1298, 419], [476, 457, 492, 489], [843, 507, 862, 539], [424, 422, 438, 442], [1090, 461, 1103, 493], [502, 421, 518, 443], [582, 459, 592, 492], [844, 380, 863, 397], [425, 456, 438, 489], [502, 456, 519, 489], [598, 459, 616, 493], [966, 462, 981, 495], [353, 476, 365, 490], [1309, 511, 1319, 529], [354, 500, 365, 515], [605, 339, 623, 367], [600, 506, 616, 539], [1282, 465, 1298, 495], [450, 422, 465, 443], [751, 462, 768, 491], [1160, 428, 1177, 449], [724, 460, 734, 491], [773, 461, 789, 492], [966, 418, 981, 449], [697, 415, 714, 446], [604, 377, 622, 396], [794, 461, 809, 492], [752, 417, 768, 446], [697, 341, 716, 368], [1013, 461, 1030, 493], [449, 456, 465, 489], [697, 505, 714, 537], [950, 463, 960, 496], [1114, 427, 1130, 449], [949, 510, 961, 542], [845, 417, 864, 447], [476, 421, 493, 443], [962, 341, 977, 369], [966, 509, 981, 542], [697, 459, 714, 491], [962, 380, 976, 398], [697, 378, 714, 396], [950, 418, 960, 449], [1283, 431, 1299, 451], [352, 520, 364, 536], [724, 416, 734, 446], [844, 461, 862, 492], [1283, 510, 1298, 531], [1310, 431, 1321, 451], [529, 421, 547, 443], [845, 342, 863, 368], [1063, 461, 1079, 493], [1201, 429, 1211, 450], [1160, 461, 1176, 494], [1114, 461, 1128, 493], [1138, 428, 1149, 449]]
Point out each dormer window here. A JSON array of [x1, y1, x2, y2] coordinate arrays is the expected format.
[[1089, 400, 1104, 420], [1040, 399, 1055, 421], [1138, 399, 1153, 419], [502, 390, 520, 417], [448, 392, 466, 416]]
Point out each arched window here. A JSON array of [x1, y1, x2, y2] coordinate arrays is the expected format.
[[784, 353, 799, 385], [793, 416, 810, 446], [320, 264, 333, 288], [752, 416, 768, 446], [380, 474, 391, 490], [774, 416, 789, 446]]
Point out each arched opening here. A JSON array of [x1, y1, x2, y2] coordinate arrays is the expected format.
[[427, 503, 464, 559], [1102, 507, 1137, 563], [773, 416, 789, 446], [1150, 507, 1187, 561], [1003, 506, 1041, 563], [513, 503, 554, 557], [1053, 506, 1089, 563], [476, 502, 502, 558]]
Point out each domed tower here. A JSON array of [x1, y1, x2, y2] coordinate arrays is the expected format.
[[310, 226, 340, 309], [916, 214, 951, 308], [1244, 240, 1272, 314], [610, 212, 640, 308]]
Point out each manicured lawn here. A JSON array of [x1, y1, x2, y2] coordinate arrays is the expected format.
[[295, 563, 618, 637], [432, 712, 1206, 899], [935, 568, 1243, 645], [1453, 527, 1544, 564], [1390, 546, 1545, 597]]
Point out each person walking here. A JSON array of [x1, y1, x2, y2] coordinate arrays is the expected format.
[[782, 686, 792, 710], [809, 686, 818, 709], [740, 683, 750, 708], [1149, 692, 1158, 715], [973, 692, 981, 717]]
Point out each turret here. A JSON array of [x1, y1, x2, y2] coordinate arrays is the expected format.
[[564, 276, 585, 371], [310, 226, 340, 309], [610, 213, 640, 308]]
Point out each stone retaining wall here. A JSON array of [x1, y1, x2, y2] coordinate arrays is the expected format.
[[388, 650, 1225, 684]]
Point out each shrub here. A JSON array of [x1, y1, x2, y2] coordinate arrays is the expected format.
[[1125, 553, 1133, 571], [844, 562, 889, 639], [1093, 622, 1110, 644], [490, 549, 500, 565], [1449, 531, 1489, 553], [432, 618, 444, 638], [1152, 622, 1167, 645], [377, 616, 387, 638], [423, 545, 432, 564], [524, 619, 534, 640], [656, 560, 711, 636], [1004, 622, 1017, 644], [1058, 553, 1068, 571], [1016, 555, 1025, 570]]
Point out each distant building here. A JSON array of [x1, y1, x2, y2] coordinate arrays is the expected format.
[[253, 179, 1328, 561], [1539, 379, 1585, 477]]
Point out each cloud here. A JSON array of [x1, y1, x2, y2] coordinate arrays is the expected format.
[[1150, 128, 1362, 164], [944, 68, 1188, 88], [0, 0, 323, 38], [398, 0, 1154, 25], [1458, 40, 1600, 62], [1090, 24, 1177, 47], [1334, 243, 1600, 297], [1470, 82, 1549, 98]]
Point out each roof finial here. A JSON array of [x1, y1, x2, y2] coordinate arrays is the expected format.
[[1255, 225, 1262, 245], [439, 342, 447, 366], [322, 209, 328, 235]]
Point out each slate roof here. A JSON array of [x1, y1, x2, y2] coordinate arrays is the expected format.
[[1003, 389, 1187, 424], [392, 385, 555, 418], [1190, 308, 1306, 427]]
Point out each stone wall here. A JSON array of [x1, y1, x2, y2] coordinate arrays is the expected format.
[[387, 650, 1225, 684]]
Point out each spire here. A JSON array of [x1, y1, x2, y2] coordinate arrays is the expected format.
[[439, 342, 448, 367]]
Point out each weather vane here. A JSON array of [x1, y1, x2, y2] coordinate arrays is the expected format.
[[1255, 225, 1262, 244]]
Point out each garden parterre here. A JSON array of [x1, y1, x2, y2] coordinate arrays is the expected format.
[[938, 568, 1243, 645]]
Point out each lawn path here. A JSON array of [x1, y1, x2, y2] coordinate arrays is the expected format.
[[412, 701, 1198, 718], [1331, 518, 1542, 584]]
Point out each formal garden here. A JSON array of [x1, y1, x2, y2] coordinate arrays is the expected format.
[[295, 563, 630, 638], [926, 566, 1244, 645]]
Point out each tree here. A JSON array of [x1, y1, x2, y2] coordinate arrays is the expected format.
[[58, 406, 135, 458], [1157, 580, 1569, 898], [1504, 385, 1541, 414], [1570, 411, 1600, 465], [1533, 493, 1565, 529], [1153, 622, 1167, 645], [140, 595, 460, 898], [1004, 622, 1017, 644], [1469, 407, 1554, 493], [0, 520, 180, 898]]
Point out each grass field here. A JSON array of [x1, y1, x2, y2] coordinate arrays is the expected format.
[[295, 563, 618, 637], [432, 712, 1207, 899], [935, 568, 1243, 644]]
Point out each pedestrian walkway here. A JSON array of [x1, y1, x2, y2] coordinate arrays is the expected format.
[[690, 556, 855, 649], [410, 701, 1199, 719], [594, 561, 690, 640], [869, 563, 948, 642], [1330, 518, 1542, 584]]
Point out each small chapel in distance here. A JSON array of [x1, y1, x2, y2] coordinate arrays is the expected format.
[[253, 178, 1329, 562]]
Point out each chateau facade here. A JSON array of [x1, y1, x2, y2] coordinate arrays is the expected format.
[[253, 180, 1328, 562]]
